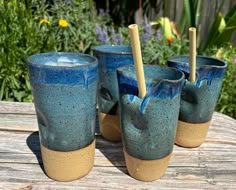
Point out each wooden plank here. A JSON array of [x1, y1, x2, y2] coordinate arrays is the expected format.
[[0, 101, 235, 189], [0, 106, 235, 137], [0, 101, 102, 133], [0, 101, 235, 129], [0, 158, 235, 189], [0, 130, 235, 189], [0, 101, 35, 114], [0, 114, 38, 132], [0, 101, 37, 132], [0, 131, 235, 164], [0, 163, 235, 189], [1, 131, 235, 167], [1, 146, 235, 168]]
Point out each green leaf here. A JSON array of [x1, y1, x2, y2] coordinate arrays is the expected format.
[[195, 0, 202, 26], [218, 17, 226, 33], [184, 0, 198, 27], [0, 78, 6, 100], [25, 78, 31, 90], [184, 0, 191, 26], [225, 3, 236, 22], [201, 4, 236, 51], [157, 17, 175, 39], [13, 90, 26, 102], [214, 4, 236, 46], [200, 12, 225, 51], [178, 8, 187, 34]]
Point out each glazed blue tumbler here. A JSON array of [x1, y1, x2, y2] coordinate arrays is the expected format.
[[168, 56, 227, 147], [27, 52, 98, 181], [117, 65, 185, 181], [93, 45, 134, 141]]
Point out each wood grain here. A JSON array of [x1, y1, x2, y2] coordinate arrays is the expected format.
[[0, 101, 235, 189]]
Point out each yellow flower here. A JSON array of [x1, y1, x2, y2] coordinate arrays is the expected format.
[[59, 19, 68, 28], [40, 18, 50, 25]]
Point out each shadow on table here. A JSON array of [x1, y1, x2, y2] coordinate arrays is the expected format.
[[26, 131, 46, 175], [26, 119, 128, 177], [94, 112, 128, 175], [95, 135, 128, 175]]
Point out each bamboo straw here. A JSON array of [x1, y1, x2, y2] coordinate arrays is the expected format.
[[189, 27, 196, 83], [128, 24, 146, 98]]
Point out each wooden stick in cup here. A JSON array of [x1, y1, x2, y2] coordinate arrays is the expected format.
[[189, 27, 196, 83], [128, 24, 146, 98]]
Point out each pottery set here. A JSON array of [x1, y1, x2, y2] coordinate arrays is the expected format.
[[28, 46, 226, 181]]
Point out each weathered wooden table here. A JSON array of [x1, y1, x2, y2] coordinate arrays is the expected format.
[[0, 101, 235, 190]]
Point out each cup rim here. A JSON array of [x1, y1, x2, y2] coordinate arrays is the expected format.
[[27, 52, 98, 69], [117, 64, 185, 83], [93, 45, 132, 55], [167, 55, 227, 68]]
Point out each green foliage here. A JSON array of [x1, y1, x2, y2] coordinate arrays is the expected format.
[[155, 17, 175, 40], [204, 45, 236, 119], [96, 23, 189, 65], [0, 0, 37, 101], [183, 0, 201, 28], [0, 0, 108, 102], [178, 0, 236, 52], [32, 0, 109, 53], [200, 4, 236, 51], [142, 36, 189, 65]]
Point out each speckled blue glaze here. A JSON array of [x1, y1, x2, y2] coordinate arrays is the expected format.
[[28, 52, 98, 151], [93, 45, 134, 115], [117, 65, 185, 160], [168, 56, 227, 123]]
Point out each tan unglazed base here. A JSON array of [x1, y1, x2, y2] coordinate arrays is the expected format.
[[124, 150, 171, 181], [41, 140, 95, 182], [98, 111, 121, 141], [175, 120, 211, 148]]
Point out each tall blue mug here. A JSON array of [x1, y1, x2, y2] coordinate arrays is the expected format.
[[28, 52, 98, 181], [93, 45, 134, 141], [168, 56, 227, 147]]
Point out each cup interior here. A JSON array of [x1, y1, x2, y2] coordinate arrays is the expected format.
[[93, 45, 132, 55], [168, 56, 226, 68], [27, 52, 97, 68], [117, 65, 184, 82]]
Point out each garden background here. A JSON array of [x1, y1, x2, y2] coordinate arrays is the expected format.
[[0, 0, 235, 118]]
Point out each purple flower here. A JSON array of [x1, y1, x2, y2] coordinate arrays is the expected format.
[[234, 57, 236, 64], [141, 17, 152, 43], [95, 25, 104, 42], [95, 25, 109, 44], [156, 29, 162, 40], [144, 18, 152, 36], [117, 29, 123, 45], [141, 34, 150, 43], [99, 9, 105, 16], [111, 27, 117, 45], [103, 27, 109, 45]]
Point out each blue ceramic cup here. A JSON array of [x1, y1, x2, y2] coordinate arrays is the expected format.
[[28, 52, 98, 181], [93, 45, 134, 141], [168, 56, 227, 147], [117, 65, 185, 181]]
